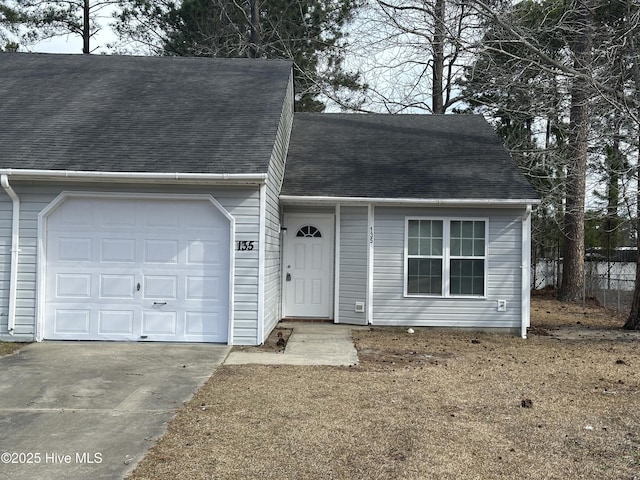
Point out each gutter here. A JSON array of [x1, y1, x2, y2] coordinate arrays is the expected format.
[[280, 195, 541, 207], [0, 169, 268, 184], [1, 175, 19, 335]]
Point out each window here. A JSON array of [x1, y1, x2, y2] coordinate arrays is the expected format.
[[407, 220, 443, 295], [449, 221, 485, 295], [296, 225, 322, 238], [405, 218, 487, 297]]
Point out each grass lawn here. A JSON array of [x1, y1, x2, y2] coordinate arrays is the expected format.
[[128, 297, 640, 479]]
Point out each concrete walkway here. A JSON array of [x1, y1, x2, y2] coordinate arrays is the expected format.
[[225, 323, 361, 366]]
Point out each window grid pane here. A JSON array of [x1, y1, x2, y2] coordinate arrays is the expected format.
[[407, 258, 442, 295], [407, 220, 443, 257], [450, 220, 485, 257], [450, 259, 484, 295]]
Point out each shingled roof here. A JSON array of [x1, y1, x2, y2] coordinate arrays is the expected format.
[[0, 53, 292, 175], [282, 113, 538, 201]]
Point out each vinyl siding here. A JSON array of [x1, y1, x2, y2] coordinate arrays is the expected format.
[[338, 206, 368, 324], [0, 182, 262, 344], [373, 207, 524, 328], [262, 73, 294, 342]]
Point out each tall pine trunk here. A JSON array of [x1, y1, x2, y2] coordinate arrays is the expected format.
[[82, 0, 90, 54], [249, 0, 261, 58], [624, 0, 640, 329], [432, 0, 445, 114], [558, 1, 592, 302], [625, 139, 640, 329]]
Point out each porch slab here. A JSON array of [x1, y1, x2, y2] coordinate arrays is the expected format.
[[224, 323, 362, 366]]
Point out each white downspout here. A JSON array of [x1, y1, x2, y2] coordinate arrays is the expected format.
[[367, 204, 374, 324], [521, 205, 532, 339], [334, 203, 341, 324], [1, 175, 20, 336], [257, 183, 267, 345]]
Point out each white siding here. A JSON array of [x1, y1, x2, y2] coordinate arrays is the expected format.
[[338, 206, 368, 324], [0, 182, 261, 344], [373, 207, 524, 328], [262, 73, 294, 342]]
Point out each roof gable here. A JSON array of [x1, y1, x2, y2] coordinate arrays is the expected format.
[[281, 113, 538, 201], [0, 53, 292, 175]]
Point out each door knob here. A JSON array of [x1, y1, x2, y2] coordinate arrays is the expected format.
[[286, 273, 291, 281]]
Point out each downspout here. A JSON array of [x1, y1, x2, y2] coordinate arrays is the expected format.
[[521, 205, 532, 339], [334, 203, 341, 324], [257, 183, 267, 345], [367, 204, 374, 324], [1, 175, 19, 336]]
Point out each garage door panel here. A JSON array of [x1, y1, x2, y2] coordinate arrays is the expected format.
[[98, 201, 136, 228], [55, 309, 91, 334], [184, 203, 225, 228], [144, 276, 178, 299], [100, 274, 136, 299], [185, 312, 220, 336], [185, 276, 220, 300], [52, 201, 93, 228], [57, 237, 92, 262], [100, 238, 136, 263], [98, 310, 135, 335], [142, 311, 177, 335], [187, 240, 224, 265], [56, 273, 91, 298], [144, 240, 179, 264], [143, 203, 180, 229]]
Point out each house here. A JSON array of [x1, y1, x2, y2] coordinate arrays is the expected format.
[[0, 53, 539, 345]]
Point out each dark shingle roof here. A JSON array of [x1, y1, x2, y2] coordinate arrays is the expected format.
[[0, 53, 292, 174], [282, 113, 538, 200]]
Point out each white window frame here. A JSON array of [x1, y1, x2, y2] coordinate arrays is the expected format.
[[404, 217, 489, 299]]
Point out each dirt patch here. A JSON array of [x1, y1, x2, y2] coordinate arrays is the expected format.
[[231, 327, 292, 353], [355, 328, 458, 369], [530, 297, 640, 341], [531, 297, 627, 329], [128, 299, 640, 480], [0, 342, 27, 357]]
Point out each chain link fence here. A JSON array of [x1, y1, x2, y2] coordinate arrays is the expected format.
[[532, 260, 635, 313]]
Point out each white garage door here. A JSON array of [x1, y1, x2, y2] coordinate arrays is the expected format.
[[43, 196, 231, 342]]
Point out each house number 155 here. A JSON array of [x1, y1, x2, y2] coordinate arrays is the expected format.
[[236, 241, 255, 251]]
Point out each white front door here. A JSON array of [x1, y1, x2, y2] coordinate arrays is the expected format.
[[43, 196, 231, 342], [283, 215, 334, 318]]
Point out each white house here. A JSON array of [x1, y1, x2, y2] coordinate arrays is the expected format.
[[0, 53, 539, 345]]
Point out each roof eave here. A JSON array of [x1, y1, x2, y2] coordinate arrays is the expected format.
[[0, 169, 268, 185], [279, 195, 541, 207]]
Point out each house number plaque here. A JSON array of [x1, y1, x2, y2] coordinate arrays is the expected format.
[[236, 241, 256, 251]]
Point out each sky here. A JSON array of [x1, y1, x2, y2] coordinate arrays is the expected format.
[[31, 36, 90, 54], [29, 22, 121, 54], [13, 4, 119, 55]]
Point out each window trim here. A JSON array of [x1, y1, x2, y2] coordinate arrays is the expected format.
[[404, 216, 489, 299]]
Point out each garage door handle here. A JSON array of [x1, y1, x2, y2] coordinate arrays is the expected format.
[[153, 302, 167, 306]]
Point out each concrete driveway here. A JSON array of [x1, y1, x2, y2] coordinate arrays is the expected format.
[[0, 342, 230, 480]]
